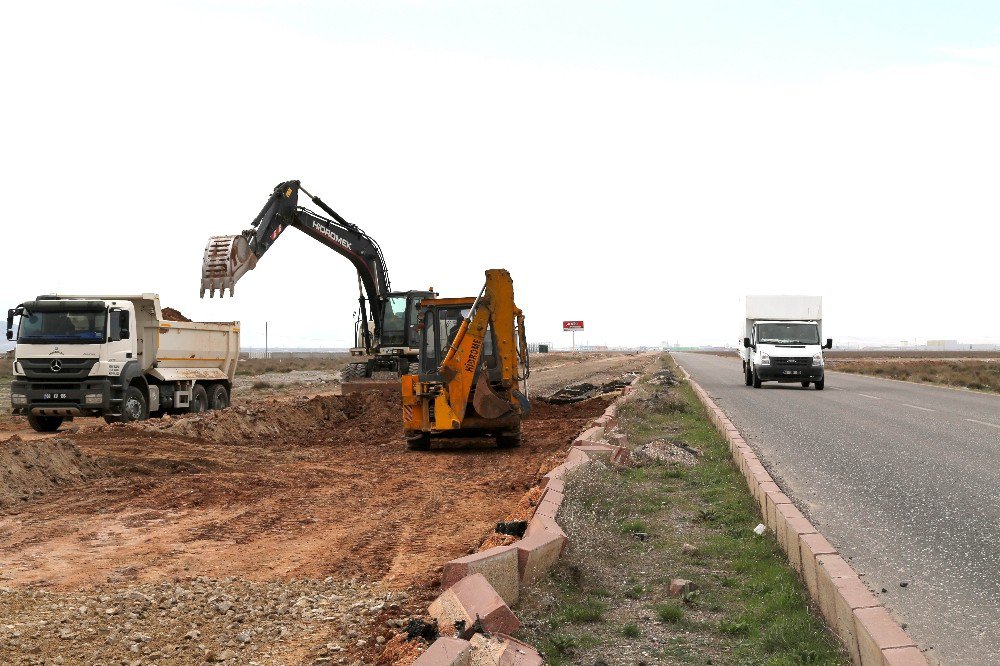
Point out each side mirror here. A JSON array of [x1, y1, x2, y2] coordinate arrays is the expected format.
[[6, 309, 15, 341], [824, 338, 833, 350], [743, 337, 752, 349]]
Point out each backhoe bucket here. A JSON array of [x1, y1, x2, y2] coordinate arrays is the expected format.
[[201, 235, 257, 297], [473, 371, 513, 420]]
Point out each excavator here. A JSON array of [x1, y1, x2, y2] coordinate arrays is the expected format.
[[401, 269, 530, 450], [200, 181, 433, 378]]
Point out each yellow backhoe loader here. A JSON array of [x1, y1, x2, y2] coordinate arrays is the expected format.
[[401, 269, 530, 450]]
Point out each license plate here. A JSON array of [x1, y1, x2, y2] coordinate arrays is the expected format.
[[782, 370, 800, 376], [43, 393, 68, 400]]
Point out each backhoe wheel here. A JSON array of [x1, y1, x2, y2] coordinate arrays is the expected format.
[[189, 385, 209, 414], [208, 384, 230, 410], [801, 381, 810, 388], [752, 368, 762, 389], [106, 385, 149, 424], [405, 433, 431, 451], [496, 428, 522, 449], [27, 413, 64, 433], [815, 379, 825, 391]]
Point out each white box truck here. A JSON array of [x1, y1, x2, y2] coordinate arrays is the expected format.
[[7, 294, 239, 432], [739, 295, 832, 390]]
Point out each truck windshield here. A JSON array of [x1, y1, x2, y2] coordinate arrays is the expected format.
[[18, 310, 107, 344], [757, 323, 819, 345]]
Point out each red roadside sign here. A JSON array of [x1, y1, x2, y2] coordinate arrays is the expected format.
[[563, 320, 584, 331]]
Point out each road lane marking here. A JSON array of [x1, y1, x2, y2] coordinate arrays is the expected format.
[[965, 418, 1000, 429], [902, 404, 935, 412], [857, 393, 882, 400]]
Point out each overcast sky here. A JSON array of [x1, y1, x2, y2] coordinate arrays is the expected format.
[[4, 1, 1000, 349]]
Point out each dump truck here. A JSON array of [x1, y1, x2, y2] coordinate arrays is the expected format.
[[201, 180, 434, 379], [7, 294, 239, 432], [402, 269, 530, 450], [739, 295, 832, 390]]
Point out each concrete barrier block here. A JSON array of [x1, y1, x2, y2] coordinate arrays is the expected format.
[[610, 445, 630, 465], [516, 529, 567, 583], [442, 545, 521, 607], [799, 533, 838, 601], [815, 554, 856, 626], [603, 403, 618, 419], [413, 637, 472, 666], [428, 574, 521, 639], [881, 646, 930, 666], [854, 607, 916, 666], [469, 633, 544, 665], [523, 513, 566, 540], [764, 489, 793, 533], [573, 444, 616, 462], [533, 493, 564, 521], [573, 425, 605, 444], [564, 447, 590, 469], [831, 575, 880, 665], [608, 432, 628, 447], [780, 512, 817, 572]]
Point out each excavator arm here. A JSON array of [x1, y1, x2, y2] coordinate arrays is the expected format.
[[200, 180, 391, 351]]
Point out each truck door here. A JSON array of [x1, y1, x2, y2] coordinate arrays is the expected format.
[[105, 305, 135, 377]]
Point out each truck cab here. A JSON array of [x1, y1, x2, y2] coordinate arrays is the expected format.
[[743, 320, 832, 389]]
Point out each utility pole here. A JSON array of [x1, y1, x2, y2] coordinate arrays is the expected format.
[[265, 322, 269, 359]]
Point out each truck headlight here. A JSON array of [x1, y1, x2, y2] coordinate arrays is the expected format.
[[760, 353, 770, 366], [85, 393, 104, 405], [812, 353, 824, 366], [11, 393, 27, 406]]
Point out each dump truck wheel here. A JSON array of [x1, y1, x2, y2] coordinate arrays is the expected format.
[[189, 385, 209, 413], [744, 364, 752, 386], [27, 414, 64, 433], [752, 368, 762, 389], [208, 384, 230, 410], [106, 385, 149, 424], [405, 433, 431, 451], [815, 379, 825, 390]]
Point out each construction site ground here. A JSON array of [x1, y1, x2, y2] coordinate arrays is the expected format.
[[0, 351, 657, 665]]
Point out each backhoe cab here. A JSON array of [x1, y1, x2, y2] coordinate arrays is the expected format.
[[402, 269, 530, 450]]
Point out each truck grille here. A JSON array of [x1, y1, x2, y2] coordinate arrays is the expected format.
[[771, 357, 812, 367], [19, 358, 99, 380]]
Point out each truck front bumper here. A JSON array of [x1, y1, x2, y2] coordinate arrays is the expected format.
[[755, 365, 824, 382], [10, 378, 113, 416]]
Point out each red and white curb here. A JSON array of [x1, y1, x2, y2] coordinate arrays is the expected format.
[[672, 357, 931, 666], [412, 378, 640, 665]]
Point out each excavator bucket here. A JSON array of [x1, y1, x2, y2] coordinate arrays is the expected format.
[[472, 370, 513, 420], [201, 235, 257, 298]]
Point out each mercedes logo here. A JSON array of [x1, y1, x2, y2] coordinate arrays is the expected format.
[[50, 360, 63, 372]]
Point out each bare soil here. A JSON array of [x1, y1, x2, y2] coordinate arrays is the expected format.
[[0, 380, 614, 664]]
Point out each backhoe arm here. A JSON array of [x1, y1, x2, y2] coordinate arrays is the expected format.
[[433, 269, 524, 429]]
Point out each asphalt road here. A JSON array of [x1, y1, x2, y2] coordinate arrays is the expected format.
[[674, 352, 1000, 666]]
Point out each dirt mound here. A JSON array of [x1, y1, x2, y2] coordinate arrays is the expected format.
[[118, 389, 399, 445], [0, 437, 102, 509], [160, 307, 192, 322]]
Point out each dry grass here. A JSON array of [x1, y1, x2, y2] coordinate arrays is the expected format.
[[235, 353, 351, 376], [829, 358, 1000, 393]]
